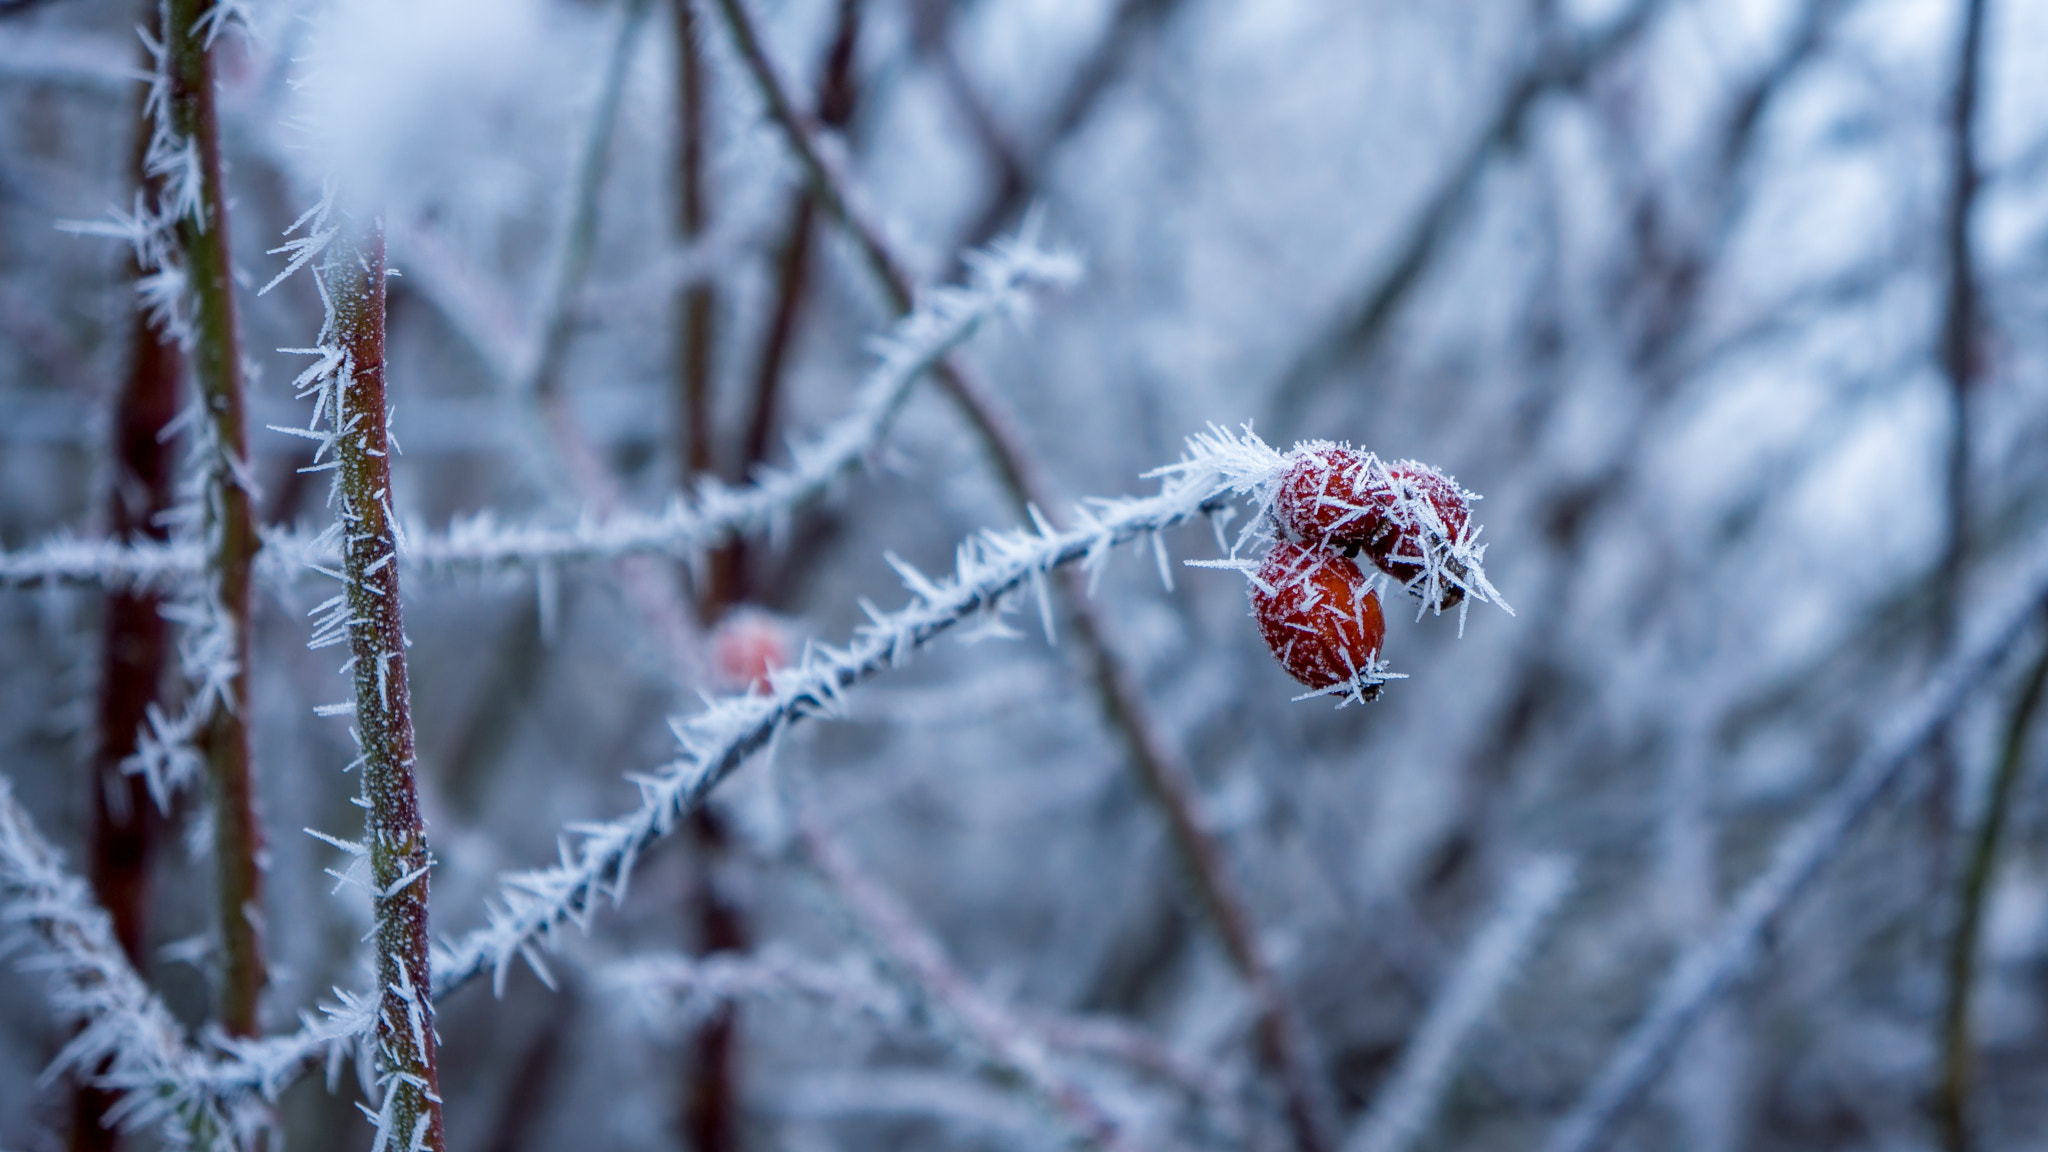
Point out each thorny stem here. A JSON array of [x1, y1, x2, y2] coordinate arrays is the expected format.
[[710, 3, 1338, 1147], [165, 0, 265, 1039], [326, 220, 447, 1152], [1936, 628, 2048, 1152]]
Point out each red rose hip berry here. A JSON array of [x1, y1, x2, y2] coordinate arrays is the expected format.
[[1272, 443, 1389, 550], [1251, 542, 1387, 689], [1362, 462, 1472, 606]]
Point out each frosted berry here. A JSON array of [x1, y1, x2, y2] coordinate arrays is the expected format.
[[1361, 462, 1472, 609], [1251, 542, 1386, 689], [1272, 443, 1389, 550]]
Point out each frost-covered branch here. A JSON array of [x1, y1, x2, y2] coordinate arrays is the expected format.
[[0, 535, 200, 590], [386, 224, 1077, 576], [607, 938, 1229, 1109], [0, 776, 259, 1148], [1345, 856, 1575, 1152], [426, 425, 1279, 1001], [599, 945, 905, 1031], [1541, 541, 2048, 1152]]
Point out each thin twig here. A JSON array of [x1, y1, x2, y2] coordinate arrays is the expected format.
[[1936, 628, 2048, 1152], [1541, 540, 2048, 1152]]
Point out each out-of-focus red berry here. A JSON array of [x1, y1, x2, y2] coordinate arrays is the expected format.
[[1251, 542, 1386, 689], [710, 609, 791, 693]]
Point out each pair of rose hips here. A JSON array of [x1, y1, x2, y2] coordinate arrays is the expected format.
[[1252, 443, 1475, 691]]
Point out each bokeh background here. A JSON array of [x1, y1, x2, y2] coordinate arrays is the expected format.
[[7, 0, 2048, 1150]]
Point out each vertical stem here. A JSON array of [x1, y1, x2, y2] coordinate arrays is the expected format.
[[74, 14, 181, 1147], [164, 0, 265, 1039], [1937, 632, 2048, 1152], [327, 219, 447, 1152]]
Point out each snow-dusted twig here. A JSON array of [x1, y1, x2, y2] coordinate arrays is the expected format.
[[1541, 541, 2048, 1152], [598, 944, 906, 1032], [0, 776, 258, 1147], [1345, 856, 1575, 1152]]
